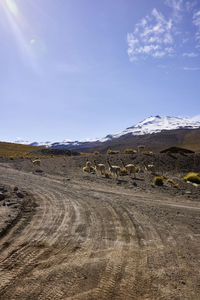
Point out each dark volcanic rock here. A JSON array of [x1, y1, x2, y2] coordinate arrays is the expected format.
[[32, 148, 80, 156], [35, 169, 43, 173], [16, 191, 24, 198], [7, 202, 18, 207], [0, 192, 5, 201], [0, 186, 7, 192]]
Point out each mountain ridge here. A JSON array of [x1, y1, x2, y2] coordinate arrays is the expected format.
[[10, 115, 200, 150]]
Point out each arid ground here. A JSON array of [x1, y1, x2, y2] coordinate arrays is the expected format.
[[0, 153, 200, 299]]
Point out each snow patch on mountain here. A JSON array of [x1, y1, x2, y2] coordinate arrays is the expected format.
[[11, 115, 200, 147], [110, 115, 200, 139]]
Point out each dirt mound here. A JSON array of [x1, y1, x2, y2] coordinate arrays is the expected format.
[[160, 146, 194, 154]]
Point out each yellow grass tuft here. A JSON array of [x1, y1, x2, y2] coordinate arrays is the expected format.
[[123, 149, 137, 154], [93, 151, 100, 155], [82, 166, 90, 172], [183, 172, 200, 184], [166, 178, 179, 188], [142, 151, 153, 155], [167, 178, 175, 184], [80, 152, 91, 155], [107, 149, 120, 155], [153, 176, 164, 186]]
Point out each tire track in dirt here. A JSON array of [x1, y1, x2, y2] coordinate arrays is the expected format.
[[0, 168, 81, 298], [0, 166, 199, 299]]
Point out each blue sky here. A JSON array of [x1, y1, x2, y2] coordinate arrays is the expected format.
[[1, 0, 200, 142]]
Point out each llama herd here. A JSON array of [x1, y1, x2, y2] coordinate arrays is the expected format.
[[28, 153, 155, 179], [83, 158, 155, 178]]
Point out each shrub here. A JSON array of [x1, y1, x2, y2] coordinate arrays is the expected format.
[[183, 172, 200, 184], [153, 176, 164, 186], [82, 166, 89, 172], [80, 152, 90, 155], [107, 149, 120, 155], [93, 151, 100, 155], [166, 178, 179, 188], [123, 149, 137, 154], [166, 178, 175, 185], [142, 151, 153, 156]]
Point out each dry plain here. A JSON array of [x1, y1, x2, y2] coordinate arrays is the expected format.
[[0, 153, 200, 300]]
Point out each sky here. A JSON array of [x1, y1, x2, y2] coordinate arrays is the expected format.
[[1, 0, 200, 142]]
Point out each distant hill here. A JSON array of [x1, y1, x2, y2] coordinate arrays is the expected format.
[[74, 128, 200, 153], [8, 115, 200, 153], [0, 142, 78, 158], [0, 142, 46, 158]]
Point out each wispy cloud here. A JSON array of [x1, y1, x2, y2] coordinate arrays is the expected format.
[[127, 8, 174, 61], [165, 0, 198, 15], [183, 66, 200, 71], [185, 1, 198, 12], [193, 10, 200, 47], [165, 0, 183, 11], [182, 37, 189, 44], [164, 0, 183, 21], [193, 10, 200, 26], [127, 0, 200, 62], [183, 52, 199, 57]]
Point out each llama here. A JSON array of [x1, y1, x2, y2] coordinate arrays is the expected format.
[[144, 163, 155, 174], [120, 159, 136, 178], [94, 160, 106, 175], [30, 158, 41, 167], [107, 159, 121, 178], [83, 159, 92, 173], [86, 159, 91, 168]]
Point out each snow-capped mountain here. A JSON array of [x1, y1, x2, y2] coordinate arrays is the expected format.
[[109, 115, 200, 139], [13, 115, 200, 149]]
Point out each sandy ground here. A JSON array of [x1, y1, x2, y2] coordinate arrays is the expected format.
[[0, 155, 199, 300]]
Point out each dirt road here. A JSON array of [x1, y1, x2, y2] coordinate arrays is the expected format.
[[0, 164, 199, 299]]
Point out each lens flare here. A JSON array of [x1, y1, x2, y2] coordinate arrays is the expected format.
[[6, 0, 18, 16], [29, 38, 46, 59], [1, 0, 45, 73]]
